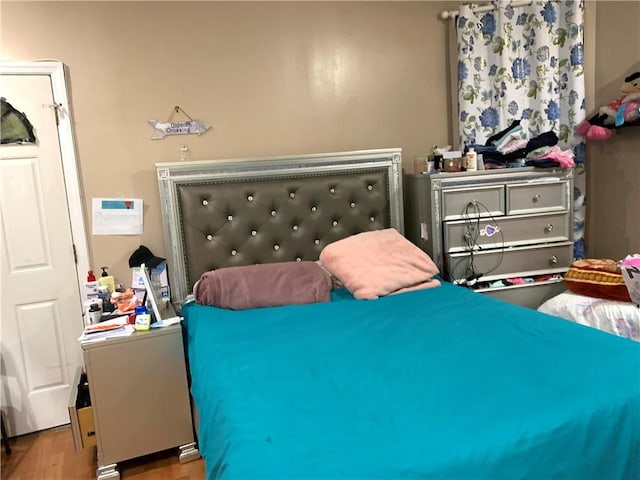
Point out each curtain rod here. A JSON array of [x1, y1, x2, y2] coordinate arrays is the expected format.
[[440, 0, 533, 20]]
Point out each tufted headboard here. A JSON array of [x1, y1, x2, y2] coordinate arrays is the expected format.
[[156, 148, 403, 307]]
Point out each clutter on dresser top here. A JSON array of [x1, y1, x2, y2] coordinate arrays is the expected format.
[[416, 122, 576, 175]]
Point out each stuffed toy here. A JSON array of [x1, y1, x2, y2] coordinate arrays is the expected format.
[[577, 71, 640, 140]]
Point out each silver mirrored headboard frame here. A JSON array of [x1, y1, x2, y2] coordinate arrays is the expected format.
[[156, 148, 403, 307]]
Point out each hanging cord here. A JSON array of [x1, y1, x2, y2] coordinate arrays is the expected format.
[[462, 201, 482, 281], [452, 200, 505, 286], [167, 105, 194, 122]]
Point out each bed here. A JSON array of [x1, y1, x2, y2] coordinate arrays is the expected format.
[[156, 149, 640, 479]]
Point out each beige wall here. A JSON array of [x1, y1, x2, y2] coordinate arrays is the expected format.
[[1, 1, 457, 286], [4, 1, 634, 288], [585, 1, 640, 259]]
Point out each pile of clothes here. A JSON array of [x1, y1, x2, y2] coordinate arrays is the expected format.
[[468, 120, 575, 169]]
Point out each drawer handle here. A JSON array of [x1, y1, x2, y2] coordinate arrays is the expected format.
[[532, 194, 541, 203], [550, 255, 558, 264], [544, 223, 553, 233]]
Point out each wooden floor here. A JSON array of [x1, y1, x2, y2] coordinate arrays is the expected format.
[[1, 425, 205, 479]]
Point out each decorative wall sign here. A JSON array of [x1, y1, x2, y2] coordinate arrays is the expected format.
[[149, 106, 210, 140]]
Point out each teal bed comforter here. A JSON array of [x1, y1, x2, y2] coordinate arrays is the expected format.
[[182, 282, 640, 479]]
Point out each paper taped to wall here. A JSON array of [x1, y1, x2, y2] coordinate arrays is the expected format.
[[92, 198, 143, 235]]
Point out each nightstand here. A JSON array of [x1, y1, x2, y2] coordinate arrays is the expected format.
[[76, 323, 200, 480]]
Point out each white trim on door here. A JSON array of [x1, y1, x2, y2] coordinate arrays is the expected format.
[[0, 61, 90, 300]]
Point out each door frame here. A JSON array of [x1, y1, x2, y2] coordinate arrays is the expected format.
[[0, 61, 90, 299]]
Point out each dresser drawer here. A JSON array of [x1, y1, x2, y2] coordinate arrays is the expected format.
[[442, 185, 505, 220], [444, 212, 571, 252], [506, 180, 569, 215], [445, 242, 573, 282], [479, 279, 567, 309]]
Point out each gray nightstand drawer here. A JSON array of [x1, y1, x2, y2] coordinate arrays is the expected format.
[[446, 241, 573, 282], [507, 181, 569, 215], [442, 185, 505, 220], [444, 212, 570, 252]]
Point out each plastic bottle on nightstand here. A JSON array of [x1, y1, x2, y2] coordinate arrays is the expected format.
[[134, 305, 151, 331], [84, 270, 99, 301]]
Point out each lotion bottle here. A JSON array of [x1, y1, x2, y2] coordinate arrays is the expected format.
[[134, 305, 151, 331], [85, 270, 99, 300], [98, 266, 116, 295], [465, 148, 478, 171]]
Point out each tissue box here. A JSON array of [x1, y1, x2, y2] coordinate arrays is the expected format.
[[132, 261, 170, 299], [620, 255, 640, 306]]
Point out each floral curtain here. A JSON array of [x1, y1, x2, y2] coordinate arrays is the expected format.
[[456, 0, 586, 258]]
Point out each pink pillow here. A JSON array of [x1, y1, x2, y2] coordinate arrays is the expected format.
[[319, 228, 440, 299]]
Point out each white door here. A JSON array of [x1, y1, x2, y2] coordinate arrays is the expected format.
[[1, 73, 85, 436]]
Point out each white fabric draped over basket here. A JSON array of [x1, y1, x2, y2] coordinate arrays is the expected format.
[[455, 0, 586, 258], [538, 290, 640, 342]]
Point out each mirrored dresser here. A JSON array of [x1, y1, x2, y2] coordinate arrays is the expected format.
[[405, 167, 574, 309]]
